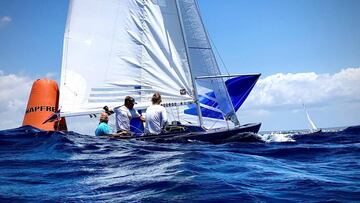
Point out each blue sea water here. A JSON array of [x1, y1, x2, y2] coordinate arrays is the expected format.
[[0, 125, 359, 202]]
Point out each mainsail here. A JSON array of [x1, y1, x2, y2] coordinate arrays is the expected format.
[[60, 0, 194, 116], [59, 0, 241, 127]]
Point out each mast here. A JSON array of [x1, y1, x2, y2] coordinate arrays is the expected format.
[[175, 0, 204, 126]]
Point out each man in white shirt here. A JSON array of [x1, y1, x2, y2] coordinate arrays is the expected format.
[[145, 93, 167, 135], [113, 96, 144, 134]]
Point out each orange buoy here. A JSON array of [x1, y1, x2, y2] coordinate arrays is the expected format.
[[22, 79, 67, 131]]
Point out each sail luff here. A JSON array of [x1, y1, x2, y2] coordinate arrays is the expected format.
[[59, 0, 73, 109], [175, 0, 203, 126]]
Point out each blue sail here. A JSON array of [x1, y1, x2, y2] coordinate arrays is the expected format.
[[184, 74, 260, 119]]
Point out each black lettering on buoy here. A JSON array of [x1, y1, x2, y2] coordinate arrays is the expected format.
[[25, 106, 56, 114], [26, 107, 34, 113]]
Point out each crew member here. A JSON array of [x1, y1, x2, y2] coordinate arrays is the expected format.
[[95, 112, 111, 136], [145, 93, 167, 135], [113, 96, 145, 134]]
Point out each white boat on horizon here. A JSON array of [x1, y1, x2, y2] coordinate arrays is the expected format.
[[303, 103, 322, 133]]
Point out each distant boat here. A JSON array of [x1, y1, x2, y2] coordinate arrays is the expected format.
[[303, 103, 321, 133], [58, 0, 262, 142]]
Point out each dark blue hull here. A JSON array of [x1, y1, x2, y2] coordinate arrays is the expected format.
[[112, 123, 262, 144]]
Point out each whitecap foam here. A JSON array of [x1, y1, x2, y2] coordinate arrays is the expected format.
[[259, 132, 295, 143]]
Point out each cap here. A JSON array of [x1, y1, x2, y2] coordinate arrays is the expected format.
[[124, 96, 137, 104]]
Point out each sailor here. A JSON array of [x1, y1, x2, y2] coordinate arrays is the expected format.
[[145, 93, 168, 135], [95, 112, 111, 136], [113, 96, 145, 135]]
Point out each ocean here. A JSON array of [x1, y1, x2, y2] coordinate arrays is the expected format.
[[0, 125, 359, 202]]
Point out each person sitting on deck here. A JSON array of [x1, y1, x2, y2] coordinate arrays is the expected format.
[[145, 93, 168, 135], [95, 112, 111, 136], [113, 96, 145, 135]]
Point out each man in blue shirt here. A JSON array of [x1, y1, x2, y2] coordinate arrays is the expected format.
[[95, 112, 111, 136]]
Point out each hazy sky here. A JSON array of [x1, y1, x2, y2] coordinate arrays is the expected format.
[[0, 0, 359, 133]]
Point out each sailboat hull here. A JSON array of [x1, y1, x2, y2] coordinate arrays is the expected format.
[[108, 123, 262, 144]]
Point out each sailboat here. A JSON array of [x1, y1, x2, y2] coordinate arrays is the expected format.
[[58, 0, 262, 143], [303, 103, 321, 133]]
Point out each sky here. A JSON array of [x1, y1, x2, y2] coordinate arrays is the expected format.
[[0, 0, 359, 133]]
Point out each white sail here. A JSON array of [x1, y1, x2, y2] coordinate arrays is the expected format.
[[59, 0, 240, 128], [60, 0, 195, 116], [177, 0, 239, 125], [303, 103, 318, 131]]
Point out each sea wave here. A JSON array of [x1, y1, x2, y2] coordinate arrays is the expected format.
[[0, 125, 359, 202]]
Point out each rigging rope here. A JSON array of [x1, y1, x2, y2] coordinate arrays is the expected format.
[[204, 26, 231, 76]]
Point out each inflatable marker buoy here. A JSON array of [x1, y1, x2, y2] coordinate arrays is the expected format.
[[22, 79, 67, 131]]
